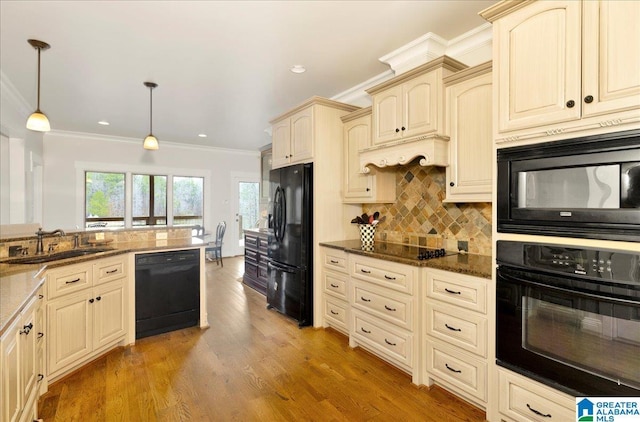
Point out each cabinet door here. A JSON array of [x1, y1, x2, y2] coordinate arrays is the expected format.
[[19, 303, 37, 411], [48, 291, 93, 375], [93, 281, 126, 350], [446, 71, 493, 202], [372, 85, 403, 145], [496, 0, 581, 132], [343, 115, 374, 200], [271, 119, 291, 169], [1, 317, 21, 422], [582, 0, 640, 117], [404, 71, 439, 138], [290, 107, 313, 163]]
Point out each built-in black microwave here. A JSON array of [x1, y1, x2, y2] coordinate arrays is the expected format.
[[497, 129, 640, 242]]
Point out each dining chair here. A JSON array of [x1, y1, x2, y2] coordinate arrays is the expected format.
[[206, 221, 226, 266]]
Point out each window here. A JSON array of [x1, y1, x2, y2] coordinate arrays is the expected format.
[[132, 174, 167, 226], [85, 171, 125, 228], [173, 176, 204, 226]]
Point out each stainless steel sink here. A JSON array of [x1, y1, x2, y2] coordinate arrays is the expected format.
[[4, 248, 115, 264]]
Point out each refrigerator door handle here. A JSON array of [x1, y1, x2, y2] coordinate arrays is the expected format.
[[273, 186, 282, 241], [268, 261, 297, 273]]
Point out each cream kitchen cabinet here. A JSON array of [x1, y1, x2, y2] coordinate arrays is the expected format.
[[270, 97, 359, 169], [498, 369, 575, 422], [1, 290, 42, 422], [443, 62, 493, 203], [321, 247, 350, 335], [349, 254, 419, 378], [46, 255, 127, 381], [481, 0, 640, 143], [423, 269, 489, 409], [341, 107, 396, 203], [368, 58, 466, 146]]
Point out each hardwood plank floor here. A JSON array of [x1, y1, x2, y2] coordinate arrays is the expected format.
[[39, 256, 486, 421]]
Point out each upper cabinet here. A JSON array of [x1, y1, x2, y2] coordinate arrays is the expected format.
[[270, 97, 358, 170], [361, 56, 467, 172], [342, 107, 396, 203], [481, 0, 640, 143], [260, 148, 272, 202], [444, 62, 493, 203]]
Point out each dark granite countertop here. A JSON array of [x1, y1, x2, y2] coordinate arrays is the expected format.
[[320, 239, 492, 280]]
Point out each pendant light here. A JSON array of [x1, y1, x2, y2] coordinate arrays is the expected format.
[[143, 81, 159, 150], [26, 39, 51, 132]]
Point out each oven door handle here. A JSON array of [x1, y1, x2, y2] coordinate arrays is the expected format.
[[498, 270, 639, 306]]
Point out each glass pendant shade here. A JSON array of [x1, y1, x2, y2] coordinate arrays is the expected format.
[[143, 134, 159, 150], [26, 39, 51, 132], [26, 110, 51, 132]]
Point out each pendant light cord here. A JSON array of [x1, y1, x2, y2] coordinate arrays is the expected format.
[[149, 86, 153, 134], [36, 47, 41, 111]]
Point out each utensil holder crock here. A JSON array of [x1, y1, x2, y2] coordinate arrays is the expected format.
[[359, 224, 376, 245]]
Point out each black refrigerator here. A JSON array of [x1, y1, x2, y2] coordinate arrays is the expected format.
[[267, 163, 313, 327]]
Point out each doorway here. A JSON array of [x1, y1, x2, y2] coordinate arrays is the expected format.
[[229, 173, 260, 256]]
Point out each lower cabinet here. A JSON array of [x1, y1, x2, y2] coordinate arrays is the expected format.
[[243, 230, 269, 295], [498, 369, 575, 422], [1, 288, 43, 422], [321, 247, 349, 334], [46, 255, 127, 381]]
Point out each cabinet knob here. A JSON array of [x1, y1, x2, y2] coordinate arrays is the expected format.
[[566, 100, 575, 108], [96, 296, 102, 301], [395, 128, 400, 133], [366, 188, 370, 192], [401, 126, 406, 131], [584, 95, 594, 104], [450, 182, 455, 187], [89, 298, 95, 303]]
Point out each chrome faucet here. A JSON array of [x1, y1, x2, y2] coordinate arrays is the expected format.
[[35, 228, 65, 255]]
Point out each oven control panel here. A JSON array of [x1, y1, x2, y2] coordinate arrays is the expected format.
[[498, 241, 640, 284]]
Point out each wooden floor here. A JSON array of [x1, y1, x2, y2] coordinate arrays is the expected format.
[[38, 256, 486, 421]]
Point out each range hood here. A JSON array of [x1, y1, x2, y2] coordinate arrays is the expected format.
[[359, 134, 449, 173]]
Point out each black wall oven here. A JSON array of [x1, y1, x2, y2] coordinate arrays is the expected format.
[[496, 241, 640, 396], [497, 129, 640, 242]]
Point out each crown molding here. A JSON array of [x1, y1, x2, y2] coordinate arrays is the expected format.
[[331, 69, 394, 106], [379, 32, 448, 75]]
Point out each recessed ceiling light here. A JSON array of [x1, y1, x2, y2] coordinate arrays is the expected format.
[[290, 65, 306, 74], [98, 120, 110, 126], [198, 133, 207, 138]]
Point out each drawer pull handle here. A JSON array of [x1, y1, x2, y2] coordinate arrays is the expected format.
[[38, 374, 44, 382], [384, 338, 397, 346], [106, 269, 118, 274], [445, 324, 461, 332], [38, 294, 44, 299], [360, 269, 371, 274], [66, 278, 81, 284], [360, 296, 371, 302], [20, 323, 33, 335], [361, 327, 371, 334], [384, 275, 396, 280], [384, 305, 397, 312], [37, 332, 44, 339], [526, 404, 552, 418], [330, 310, 339, 315], [444, 288, 461, 295], [445, 364, 461, 374], [330, 283, 339, 288], [330, 259, 339, 264]]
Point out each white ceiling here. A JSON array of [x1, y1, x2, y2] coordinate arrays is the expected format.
[[0, 1, 494, 151]]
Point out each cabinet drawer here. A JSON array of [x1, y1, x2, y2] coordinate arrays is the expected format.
[[499, 369, 575, 422], [353, 283, 412, 330], [322, 248, 348, 273], [244, 234, 258, 249], [258, 262, 269, 282], [244, 249, 258, 264], [351, 255, 416, 294], [324, 297, 348, 332], [426, 339, 487, 402], [323, 270, 348, 300], [93, 257, 126, 285], [352, 310, 413, 368], [47, 264, 91, 299], [425, 302, 487, 357], [426, 269, 487, 314]]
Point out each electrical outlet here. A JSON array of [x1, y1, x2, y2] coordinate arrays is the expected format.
[[95, 232, 105, 241], [156, 232, 168, 240]]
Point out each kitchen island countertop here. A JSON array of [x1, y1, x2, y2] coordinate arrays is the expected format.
[[320, 239, 492, 280]]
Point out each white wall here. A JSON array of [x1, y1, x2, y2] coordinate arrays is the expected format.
[[42, 131, 259, 234]]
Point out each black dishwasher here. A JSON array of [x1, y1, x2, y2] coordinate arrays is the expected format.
[[135, 249, 200, 339]]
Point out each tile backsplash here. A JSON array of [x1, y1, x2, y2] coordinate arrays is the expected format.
[[362, 159, 492, 256]]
